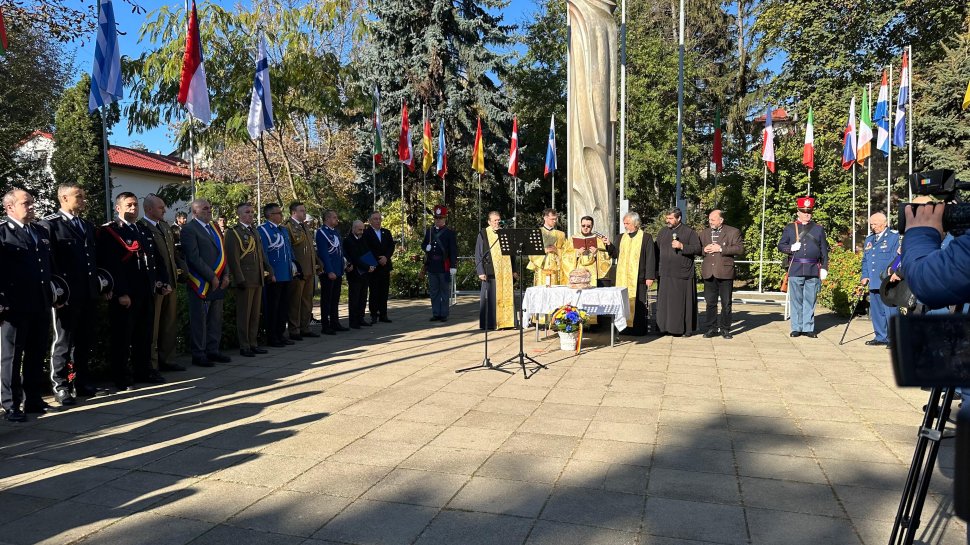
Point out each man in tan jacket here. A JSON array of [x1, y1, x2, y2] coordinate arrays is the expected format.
[[285, 201, 321, 340], [699, 209, 744, 339], [139, 194, 186, 372], [226, 202, 273, 357]]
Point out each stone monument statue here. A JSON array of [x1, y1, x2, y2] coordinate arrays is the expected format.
[[566, 0, 618, 236]]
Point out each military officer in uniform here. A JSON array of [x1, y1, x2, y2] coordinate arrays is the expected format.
[[258, 203, 295, 347], [139, 194, 186, 373], [861, 212, 900, 346], [227, 202, 273, 357], [284, 202, 320, 340], [778, 196, 829, 338], [98, 192, 170, 390], [419, 205, 459, 322], [1, 189, 57, 420], [315, 210, 346, 334], [40, 183, 101, 405]]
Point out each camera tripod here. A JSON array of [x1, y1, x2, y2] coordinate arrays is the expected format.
[[889, 386, 957, 545]]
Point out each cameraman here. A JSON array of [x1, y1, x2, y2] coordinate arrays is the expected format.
[[902, 203, 970, 308]]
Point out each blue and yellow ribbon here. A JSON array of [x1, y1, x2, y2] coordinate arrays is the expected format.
[[188, 225, 227, 299]]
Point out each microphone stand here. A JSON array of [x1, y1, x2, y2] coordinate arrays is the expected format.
[[456, 231, 511, 374]]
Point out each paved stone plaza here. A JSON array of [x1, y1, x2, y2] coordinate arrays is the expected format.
[[0, 298, 965, 545]]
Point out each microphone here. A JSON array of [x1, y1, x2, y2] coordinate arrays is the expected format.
[[498, 220, 507, 228]]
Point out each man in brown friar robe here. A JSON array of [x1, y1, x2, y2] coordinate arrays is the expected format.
[[606, 212, 656, 336], [655, 207, 702, 336]]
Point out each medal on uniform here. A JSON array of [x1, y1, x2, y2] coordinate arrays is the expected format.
[[426, 244, 432, 252]]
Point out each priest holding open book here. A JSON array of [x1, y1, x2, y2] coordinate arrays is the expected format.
[[562, 216, 613, 286]]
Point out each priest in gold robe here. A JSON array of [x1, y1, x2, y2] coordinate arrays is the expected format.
[[527, 208, 567, 286], [475, 211, 515, 329], [562, 215, 613, 285], [606, 212, 657, 336]]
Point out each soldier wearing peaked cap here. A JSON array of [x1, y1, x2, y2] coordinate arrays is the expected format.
[[778, 196, 829, 338], [420, 205, 459, 322]]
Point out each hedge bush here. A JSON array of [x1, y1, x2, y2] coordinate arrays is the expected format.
[[817, 245, 863, 317]]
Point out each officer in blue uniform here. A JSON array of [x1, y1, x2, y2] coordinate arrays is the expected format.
[[258, 203, 295, 347], [778, 196, 830, 338], [861, 212, 900, 346], [419, 205, 459, 322]]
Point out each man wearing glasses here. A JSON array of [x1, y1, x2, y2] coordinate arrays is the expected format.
[[778, 197, 829, 338], [258, 203, 295, 347]]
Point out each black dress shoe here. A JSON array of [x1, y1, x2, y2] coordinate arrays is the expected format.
[[4, 409, 25, 422], [75, 384, 98, 397], [192, 357, 214, 367], [379, 317, 392, 323], [159, 362, 186, 372], [321, 329, 336, 336], [302, 331, 320, 338], [289, 334, 304, 341], [803, 332, 818, 338], [332, 324, 348, 332], [438, 317, 448, 323], [865, 339, 888, 346], [239, 349, 255, 357], [703, 329, 719, 338], [790, 331, 801, 337], [206, 353, 232, 363], [722, 332, 734, 340], [251, 346, 269, 354], [430, 316, 441, 322], [683, 331, 693, 338], [54, 391, 76, 406], [134, 371, 166, 384]]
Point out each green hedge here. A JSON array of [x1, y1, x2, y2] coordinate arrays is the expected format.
[[818, 245, 863, 317]]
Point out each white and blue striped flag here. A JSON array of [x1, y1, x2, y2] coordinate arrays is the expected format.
[[247, 34, 274, 140], [88, 0, 123, 113]]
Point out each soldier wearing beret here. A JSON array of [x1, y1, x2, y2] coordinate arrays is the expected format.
[[778, 196, 829, 338]]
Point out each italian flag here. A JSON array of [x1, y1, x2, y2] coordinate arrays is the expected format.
[[857, 87, 873, 165], [1, 7, 9, 54], [802, 107, 815, 171], [471, 117, 485, 174]]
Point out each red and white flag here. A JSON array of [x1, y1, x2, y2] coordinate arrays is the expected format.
[[177, 0, 211, 124], [761, 107, 775, 173], [802, 106, 815, 171], [397, 100, 414, 171], [507, 117, 519, 177]]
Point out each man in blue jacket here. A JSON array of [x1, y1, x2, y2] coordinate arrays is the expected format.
[[902, 203, 970, 308], [419, 205, 459, 323], [315, 210, 346, 335], [258, 203, 295, 347], [778, 196, 830, 338], [861, 212, 901, 346]]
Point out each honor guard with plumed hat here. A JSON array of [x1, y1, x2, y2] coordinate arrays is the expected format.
[[421, 205, 459, 322], [778, 195, 829, 338]]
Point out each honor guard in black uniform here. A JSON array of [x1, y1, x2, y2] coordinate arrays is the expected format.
[[0, 189, 57, 421], [97, 192, 170, 390], [420, 205, 458, 322], [777, 196, 830, 338], [39, 183, 101, 405]]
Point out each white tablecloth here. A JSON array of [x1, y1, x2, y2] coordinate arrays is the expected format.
[[522, 286, 629, 332]]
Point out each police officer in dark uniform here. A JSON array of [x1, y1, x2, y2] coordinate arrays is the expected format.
[[97, 192, 170, 390], [0, 188, 57, 421], [778, 196, 829, 338], [419, 205, 458, 322], [39, 183, 102, 405], [861, 212, 900, 346]]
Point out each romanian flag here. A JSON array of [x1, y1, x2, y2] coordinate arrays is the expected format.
[[0, 7, 8, 54], [507, 117, 519, 177], [712, 108, 723, 173], [471, 117, 485, 174], [802, 106, 815, 171], [421, 109, 433, 173]]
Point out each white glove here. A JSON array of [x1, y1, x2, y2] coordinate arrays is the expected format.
[[449, 268, 457, 276], [819, 268, 828, 281], [791, 241, 802, 252]]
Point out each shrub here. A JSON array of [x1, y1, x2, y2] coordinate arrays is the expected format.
[[817, 245, 863, 317]]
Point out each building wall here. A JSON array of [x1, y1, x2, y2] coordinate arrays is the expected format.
[[111, 168, 191, 222]]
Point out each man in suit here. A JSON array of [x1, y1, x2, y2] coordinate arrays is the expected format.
[[39, 183, 101, 405], [699, 210, 745, 339], [180, 199, 232, 367], [315, 209, 346, 334], [285, 201, 320, 340], [258, 203, 295, 347], [344, 220, 376, 329], [0, 188, 57, 420], [861, 212, 901, 346], [139, 194, 186, 373], [227, 202, 272, 357], [364, 211, 395, 323], [419, 205, 458, 322], [97, 192, 169, 390]]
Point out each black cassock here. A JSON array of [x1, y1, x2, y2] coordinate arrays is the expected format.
[[607, 231, 657, 336], [656, 223, 701, 335]]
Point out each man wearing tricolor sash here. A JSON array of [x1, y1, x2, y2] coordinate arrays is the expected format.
[[180, 199, 231, 367], [475, 211, 515, 329], [527, 208, 567, 286], [606, 212, 656, 336]]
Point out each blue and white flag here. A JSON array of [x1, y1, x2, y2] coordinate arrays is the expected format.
[[88, 0, 123, 113], [543, 115, 556, 177], [874, 69, 890, 157], [893, 51, 909, 148], [247, 34, 274, 140]]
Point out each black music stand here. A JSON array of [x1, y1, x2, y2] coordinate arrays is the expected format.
[[495, 228, 548, 378], [456, 232, 512, 375]]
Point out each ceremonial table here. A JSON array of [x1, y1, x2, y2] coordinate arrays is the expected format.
[[521, 286, 629, 347]]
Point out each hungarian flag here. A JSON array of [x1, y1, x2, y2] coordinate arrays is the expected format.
[[842, 96, 857, 169], [963, 80, 969, 110], [398, 100, 414, 172], [857, 87, 873, 165], [471, 117, 485, 174], [421, 109, 433, 173], [802, 106, 815, 171], [0, 7, 8, 54], [436, 120, 447, 180], [177, 0, 211, 124], [761, 107, 775, 174], [372, 86, 383, 164], [507, 117, 519, 177], [712, 108, 723, 173]]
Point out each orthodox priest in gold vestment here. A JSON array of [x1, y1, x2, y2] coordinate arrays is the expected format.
[[561, 215, 613, 284], [527, 208, 567, 286], [606, 212, 657, 336], [475, 211, 515, 329]]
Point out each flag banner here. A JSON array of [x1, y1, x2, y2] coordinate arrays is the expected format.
[[88, 0, 124, 113], [802, 107, 815, 171], [398, 100, 414, 171], [0, 6, 9, 54], [712, 108, 723, 173], [507, 117, 519, 177], [472, 117, 485, 174], [875, 70, 891, 156], [436, 120, 447, 179], [761, 107, 775, 173], [422, 110, 433, 173], [177, 0, 211, 123], [842, 96, 857, 169], [372, 86, 383, 164], [544, 115, 556, 177], [893, 51, 909, 148], [246, 34, 274, 140], [857, 87, 873, 165]]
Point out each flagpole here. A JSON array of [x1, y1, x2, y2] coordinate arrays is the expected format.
[[400, 161, 406, 250], [758, 163, 767, 293], [189, 113, 197, 201], [867, 82, 872, 235], [514, 176, 518, 228], [907, 44, 913, 202], [477, 172, 482, 228], [674, 0, 685, 207], [100, 108, 112, 221], [256, 135, 262, 221], [888, 63, 893, 227], [807, 169, 811, 196], [852, 163, 857, 250], [372, 154, 377, 212], [551, 171, 555, 210], [619, 0, 626, 229]]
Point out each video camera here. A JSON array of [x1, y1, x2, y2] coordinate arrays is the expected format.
[[897, 169, 970, 234]]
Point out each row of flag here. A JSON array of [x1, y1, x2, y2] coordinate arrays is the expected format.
[[374, 90, 559, 182]]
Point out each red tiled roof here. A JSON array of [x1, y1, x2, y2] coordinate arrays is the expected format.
[[754, 108, 790, 123], [18, 130, 54, 146], [108, 145, 204, 179]]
